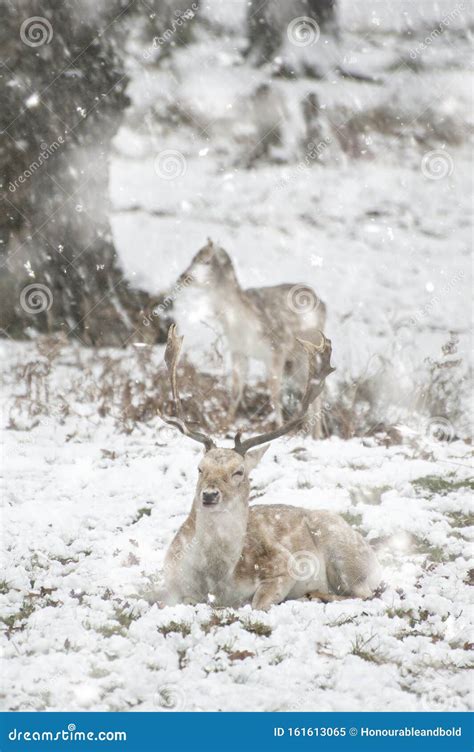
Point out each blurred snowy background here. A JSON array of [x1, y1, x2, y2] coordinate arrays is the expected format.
[[1, 0, 473, 713]]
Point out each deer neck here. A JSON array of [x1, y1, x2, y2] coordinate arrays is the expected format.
[[192, 491, 249, 581], [206, 278, 249, 329]]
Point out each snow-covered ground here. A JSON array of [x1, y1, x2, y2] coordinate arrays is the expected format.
[[2, 0, 473, 714], [1, 377, 472, 711]]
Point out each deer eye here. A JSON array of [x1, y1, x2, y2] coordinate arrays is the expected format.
[[232, 469, 244, 478], [198, 468, 202, 474]]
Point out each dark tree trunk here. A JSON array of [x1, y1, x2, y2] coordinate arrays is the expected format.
[[0, 0, 168, 345], [247, 0, 338, 67]]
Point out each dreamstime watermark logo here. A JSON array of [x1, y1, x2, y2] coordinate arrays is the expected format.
[[287, 285, 321, 315], [408, 270, 464, 326], [8, 724, 126, 742], [424, 416, 454, 443], [163, 536, 200, 578], [156, 423, 186, 448], [287, 550, 321, 581], [143, 274, 193, 327], [287, 17, 320, 47], [421, 149, 454, 180], [154, 3, 198, 47], [154, 150, 187, 180], [142, 4, 198, 59], [409, 3, 465, 59], [20, 283, 53, 315], [20, 16, 53, 47], [8, 136, 65, 193], [154, 684, 186, 711], [276, 137, 332, 190], [419, 687, 445, 712]]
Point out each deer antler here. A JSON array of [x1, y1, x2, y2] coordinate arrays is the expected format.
[[233, 332, 335, 455], [159, 324, 215, 451]]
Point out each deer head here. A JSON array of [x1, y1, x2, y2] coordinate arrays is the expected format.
[[177, 239, 237, 290], [193, 446, 268, 513], [158, 324, 335, 509]]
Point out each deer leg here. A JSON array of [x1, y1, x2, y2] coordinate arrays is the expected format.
[[228, 352, 247, 421], [310, 394, 323, 440], [251, 576, 294, 611]]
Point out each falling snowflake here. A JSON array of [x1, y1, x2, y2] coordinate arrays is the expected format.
[[25, 92, 40, 108], [24, 260, 35, 278]]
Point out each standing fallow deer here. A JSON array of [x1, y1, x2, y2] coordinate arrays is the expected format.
[[176, 240, 327, 437], [158, 325, 381, 611]]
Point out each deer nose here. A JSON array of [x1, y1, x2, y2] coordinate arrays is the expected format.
[[202, 490, 220, 505]]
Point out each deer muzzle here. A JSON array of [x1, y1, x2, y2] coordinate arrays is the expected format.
[[201, 489, 221, 506]]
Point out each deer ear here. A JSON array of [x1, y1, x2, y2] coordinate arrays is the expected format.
[[244, 445, 269, 471]]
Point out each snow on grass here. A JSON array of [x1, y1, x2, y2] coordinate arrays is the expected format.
[[2, 0, 472, 714], [1, 364, 472, 711]]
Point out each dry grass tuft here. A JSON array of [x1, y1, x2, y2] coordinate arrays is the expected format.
[[5, 333, 469, 444]]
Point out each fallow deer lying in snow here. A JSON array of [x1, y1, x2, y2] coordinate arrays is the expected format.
[[159, 325, 381, 611], [177, 240, 327, 437]]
